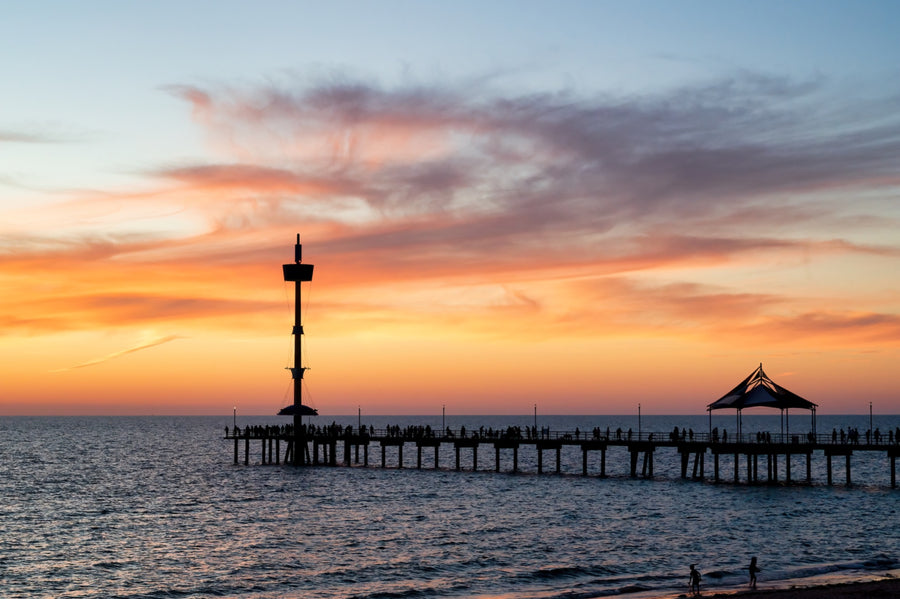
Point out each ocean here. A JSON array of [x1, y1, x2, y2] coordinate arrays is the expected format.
[[2, 414, 898, 599]]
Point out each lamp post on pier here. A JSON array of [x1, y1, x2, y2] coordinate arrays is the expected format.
[[638, 403, 642, 440]]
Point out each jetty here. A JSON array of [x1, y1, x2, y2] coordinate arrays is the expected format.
[[225, 236, 899, 488], [226, 424, 900, 488]]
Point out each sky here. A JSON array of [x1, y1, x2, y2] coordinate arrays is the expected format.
[[2, 1, 899, 416]]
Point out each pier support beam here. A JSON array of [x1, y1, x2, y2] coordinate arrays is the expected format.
[[806, 453, 811, 483], [846, 453, 852, 486]]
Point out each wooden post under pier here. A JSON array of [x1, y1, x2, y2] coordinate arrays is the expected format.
[[536, 440, 562, 474], [494, 440, 520, 473], [580, 440, 607, 477], [890, 448, 898, 488], [629, 442, 655, 478]]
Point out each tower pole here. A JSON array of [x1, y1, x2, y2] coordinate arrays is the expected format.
[[294, 257, 303, 464], [283, 234, 314, 465]]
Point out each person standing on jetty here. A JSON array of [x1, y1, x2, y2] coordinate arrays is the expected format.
[[689, 564, 701, 595], [748, 556, 760, 588]]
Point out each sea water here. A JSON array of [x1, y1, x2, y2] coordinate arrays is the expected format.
[[1, 415, 898, 599]]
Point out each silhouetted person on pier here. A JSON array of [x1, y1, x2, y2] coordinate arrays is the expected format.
[[748, 556, 760, 588], [722, 429, 727, 443], [689, 564, 701, 595]]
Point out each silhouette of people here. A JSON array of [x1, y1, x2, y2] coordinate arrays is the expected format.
[[748, 556, 760, 589], [689, 564, 701, 595]]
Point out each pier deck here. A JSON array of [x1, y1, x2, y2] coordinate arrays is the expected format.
[[225, 426, 900, 488]]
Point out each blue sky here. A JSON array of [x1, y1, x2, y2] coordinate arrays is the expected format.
[[3, 1, 896, 198]]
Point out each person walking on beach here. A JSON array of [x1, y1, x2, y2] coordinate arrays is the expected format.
[[748, 556, 760, 589], [689, 563, 701, 595]]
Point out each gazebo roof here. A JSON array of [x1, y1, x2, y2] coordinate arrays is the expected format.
[[707, 364, 816, 412]]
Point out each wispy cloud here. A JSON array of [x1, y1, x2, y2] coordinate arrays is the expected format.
[[50, 334, 183, 372], [2, 70, 898, 350]]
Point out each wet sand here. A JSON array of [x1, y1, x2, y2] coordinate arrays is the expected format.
[[668, 578, 900, 599]]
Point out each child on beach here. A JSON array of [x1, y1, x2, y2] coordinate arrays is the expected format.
[[749, 556, 760, 588], [689, 563, 701, 595]]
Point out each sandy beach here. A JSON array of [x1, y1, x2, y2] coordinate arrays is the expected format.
[[664, 577, 900, 599]]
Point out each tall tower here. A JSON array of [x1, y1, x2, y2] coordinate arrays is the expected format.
[[282, 234, 314, 465]]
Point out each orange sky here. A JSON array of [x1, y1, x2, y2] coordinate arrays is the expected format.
[[3, 63, 900, 415]]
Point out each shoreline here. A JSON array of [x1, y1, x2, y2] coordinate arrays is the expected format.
[[631, 576, 900, 599]]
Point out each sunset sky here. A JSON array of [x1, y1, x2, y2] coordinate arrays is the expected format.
[[2, 2, 899, 416]]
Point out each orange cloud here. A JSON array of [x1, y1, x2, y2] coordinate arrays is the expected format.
[[2, 72, 899, 414]]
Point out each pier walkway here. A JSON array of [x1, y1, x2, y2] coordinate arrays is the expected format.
[[225, 425, 900, 488]]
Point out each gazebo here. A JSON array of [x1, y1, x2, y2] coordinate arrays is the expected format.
[[707, 363, 817, 441]]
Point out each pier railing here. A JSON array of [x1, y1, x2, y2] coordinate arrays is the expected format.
[[227, 426, 899, 448]]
